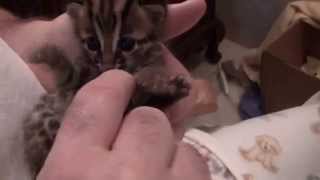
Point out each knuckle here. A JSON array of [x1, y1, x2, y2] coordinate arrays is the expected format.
[[127, 107, 171, 133], [125, 107, 173, 145], [129, 107, 168, 125]]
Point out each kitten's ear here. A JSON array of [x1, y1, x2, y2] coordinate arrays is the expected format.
[[143, 5, 167, 26], [66, 3, 84, 20], [66, 3, 90, 34]]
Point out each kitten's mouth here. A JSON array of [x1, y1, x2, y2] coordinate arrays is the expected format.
[[113, 55, 136, 74], [114, 55, 126, 70]]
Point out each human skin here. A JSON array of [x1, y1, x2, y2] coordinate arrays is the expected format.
[[37, 70, 211, 180]]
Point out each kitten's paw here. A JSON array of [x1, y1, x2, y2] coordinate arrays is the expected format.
[[133, 69, 191, 108], [137, 74, 168, 94]]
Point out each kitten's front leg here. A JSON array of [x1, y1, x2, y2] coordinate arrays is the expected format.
[[132, 66, 190, 108]]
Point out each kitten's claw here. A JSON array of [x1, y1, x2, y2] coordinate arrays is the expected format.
[[170, 75, 191, 97], [133, 71, 191, 108]]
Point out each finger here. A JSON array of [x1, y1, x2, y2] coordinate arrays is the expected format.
[[113, 107, 175, 171], [161, 46, 197, 125], [171, 143, 210, 180], [164, 0, 206, 40], [57, 70, 135, 148]]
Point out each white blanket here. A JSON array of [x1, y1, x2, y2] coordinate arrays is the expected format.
[[0, 39, 44, 180]]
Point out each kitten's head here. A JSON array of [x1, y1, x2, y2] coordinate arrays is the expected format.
[[113, 0, 168, 72], [68, 0, 168, 73], [66, 2, 103, 68]]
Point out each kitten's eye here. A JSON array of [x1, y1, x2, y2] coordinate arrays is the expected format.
[[118, 37, 136, 52], [85, 37, 100, 51]]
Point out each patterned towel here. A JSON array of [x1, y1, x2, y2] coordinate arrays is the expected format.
[[184, 102, 320, 180]]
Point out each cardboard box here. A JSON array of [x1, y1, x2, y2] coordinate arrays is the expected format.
[[261, 22, 320, 113]]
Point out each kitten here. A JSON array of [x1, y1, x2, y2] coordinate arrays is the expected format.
[[23, 0, 190, 178], [23, 3, 104, 176]]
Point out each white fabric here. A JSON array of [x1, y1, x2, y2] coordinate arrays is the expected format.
[[185, 103, 320, 180], [0, 39, 45, 180]]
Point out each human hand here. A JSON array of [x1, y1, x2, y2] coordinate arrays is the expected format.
[[0, 0, 216, 131], [37, 70, 210, 180]]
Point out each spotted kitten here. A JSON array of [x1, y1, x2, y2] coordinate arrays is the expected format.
[[23, 0, 190, 178], [23, 3, 104, 177]]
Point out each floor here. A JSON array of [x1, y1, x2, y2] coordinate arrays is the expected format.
[[188, 40, 249, 130], [188, 0, 294, 131]]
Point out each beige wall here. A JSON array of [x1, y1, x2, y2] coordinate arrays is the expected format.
[[217, 0, 295, 47]]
